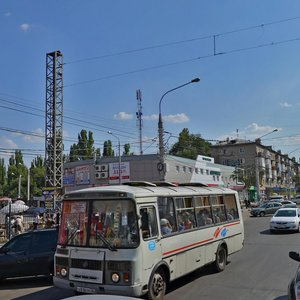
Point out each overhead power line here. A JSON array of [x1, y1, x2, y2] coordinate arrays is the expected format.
[[65, 36, 300, 88], [65, 16, 300, 65]]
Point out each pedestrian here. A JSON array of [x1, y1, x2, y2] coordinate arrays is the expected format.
[[14, 215, 24, 235], [33, 214, 40, 230]]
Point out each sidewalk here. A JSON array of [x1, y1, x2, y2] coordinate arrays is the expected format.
[[242, 208, 250, 219]]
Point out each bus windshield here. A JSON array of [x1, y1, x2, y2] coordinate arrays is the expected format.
[[58, 199, 139, 249]]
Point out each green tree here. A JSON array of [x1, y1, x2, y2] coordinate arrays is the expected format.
[[5, 150, 26, 198], [0, 158, 6, 196], [103, 140, 114, 157], [169, 128, 211, 159], [28, 156, 46, 198], [69, 129, 97, 161], [124, 143, 130, 155]]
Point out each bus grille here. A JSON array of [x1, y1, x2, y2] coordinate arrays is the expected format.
[[71, 258, 102, 270]]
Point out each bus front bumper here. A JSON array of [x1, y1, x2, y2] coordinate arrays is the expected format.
[[53, 276, 145, 297]]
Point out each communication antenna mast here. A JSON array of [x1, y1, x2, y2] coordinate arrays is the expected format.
[[136, 89, 143, 155], [45, 50, 64, 194]]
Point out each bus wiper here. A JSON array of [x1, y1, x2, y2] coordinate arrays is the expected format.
[[62, 227, 80, 247], [96, 232, 117, 252]]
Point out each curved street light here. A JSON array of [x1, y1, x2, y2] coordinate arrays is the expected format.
[[255, 129, 278, 142], [158, 78, 200, 179]]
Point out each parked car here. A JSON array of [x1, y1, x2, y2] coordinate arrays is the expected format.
[[281, 200, 297, 208], [284, 203, 298, 208], [270, 208, 300, 233], [250, 202, 282, 217], [0, 228, 58, 280], [268, 195, 284, 202], [288, 251, 300, 299], [292, 195, 300, 204]]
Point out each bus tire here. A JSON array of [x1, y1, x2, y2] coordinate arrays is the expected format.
[[148, 268, 166, 300], [213, 245, 227, 272]]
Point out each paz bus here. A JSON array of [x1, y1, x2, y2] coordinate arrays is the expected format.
[[53, 182, 244, 299]]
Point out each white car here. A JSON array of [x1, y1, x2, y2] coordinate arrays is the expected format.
[[270, 208, 300, 233]]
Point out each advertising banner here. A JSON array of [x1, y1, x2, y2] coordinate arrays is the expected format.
[[75, 165, 90, 185], [63, 167, 75, 185], [109, 162, 130, 184]]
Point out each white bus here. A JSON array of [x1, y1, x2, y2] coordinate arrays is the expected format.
[[53, 182, 244, 299]]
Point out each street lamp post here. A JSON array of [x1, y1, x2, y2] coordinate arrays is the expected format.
[[17, 174, 22, 199], [108, 131, 122, 185], [158, 78, 200, 180], [27, 168, 31, 202], [255, 129, 278, 202]]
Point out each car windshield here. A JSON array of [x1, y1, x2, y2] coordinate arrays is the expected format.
[[58, 199, 139, 249], [274, 210, 297, 217], [259, 204, 267, 208]]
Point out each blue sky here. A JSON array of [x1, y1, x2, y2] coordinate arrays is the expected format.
[[1, 1, 300, 167]]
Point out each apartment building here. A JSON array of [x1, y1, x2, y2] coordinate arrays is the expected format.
[[211, 138, 300, 199]]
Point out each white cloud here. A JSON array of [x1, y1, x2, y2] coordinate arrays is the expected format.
[[0, 136, 18, 160], [114, 112, 133, 120], [218, 123, 281, 142], [0, 136, 18, 149], [143, 114, 158, 121], [280, 101, 292, 107], [22, 128, 44, 143], [143, 113, 189, 123], [164, 113, 189, 123], [20, 23, 30, 32]]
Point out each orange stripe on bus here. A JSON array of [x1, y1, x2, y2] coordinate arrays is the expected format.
[[163, 238, 214, 256], [162, 221, 241, 256]]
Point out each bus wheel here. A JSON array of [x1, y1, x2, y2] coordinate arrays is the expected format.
[[213, 245, 227, 272], [148, 269, 166, 300]]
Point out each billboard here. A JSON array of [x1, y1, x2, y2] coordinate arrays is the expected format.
[[75, 165, 90, 185], [63, 167, 75, 185], [109, 162, 130, 184]]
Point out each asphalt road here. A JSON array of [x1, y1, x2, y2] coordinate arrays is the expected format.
[[0, 209, 299, 300], [165, 209, 299, 300]]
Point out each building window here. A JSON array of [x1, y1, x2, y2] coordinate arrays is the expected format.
[[239, 148, 244, 153], [183, 166, 186, 173], [176, 166, 180, 172], [189, 167, 193, 173], [206, 170, 209, 175], [195, 168, 199, 174], [200, 169, 204, 174]]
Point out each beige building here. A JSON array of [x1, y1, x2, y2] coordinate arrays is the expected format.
[[62, 154, 241, 194], [211, 138, 300, 199]]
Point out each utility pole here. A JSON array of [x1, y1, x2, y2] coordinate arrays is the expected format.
[[45, 50, 64, 208], [136, 89, 143, 155]]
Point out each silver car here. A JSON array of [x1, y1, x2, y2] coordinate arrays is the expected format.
[[270, 208, 300, 233]]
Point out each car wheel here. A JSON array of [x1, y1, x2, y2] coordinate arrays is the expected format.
[[148, 268, 166, 300], [212, 245, 227, 272], [259, 211, 265, 217]]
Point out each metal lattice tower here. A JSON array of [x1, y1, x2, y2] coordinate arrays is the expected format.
[[136, 89, 143, 155], [45, 50, 64, 189]]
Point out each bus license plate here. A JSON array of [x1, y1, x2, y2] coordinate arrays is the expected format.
[[76, 287, 96, 294]]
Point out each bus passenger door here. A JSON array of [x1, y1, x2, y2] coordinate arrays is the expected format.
[[139, 206, 161, 273]]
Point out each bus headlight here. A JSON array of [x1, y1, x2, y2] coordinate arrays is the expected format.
[[111, 272, 120, 283], [60, 267, 68, 277]]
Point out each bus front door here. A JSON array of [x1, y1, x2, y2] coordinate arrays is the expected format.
[[139, 206, 161, 272]]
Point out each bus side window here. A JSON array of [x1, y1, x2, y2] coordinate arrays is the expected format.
[[140, 207, 158, 240], [224, 195, 239, 220]]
